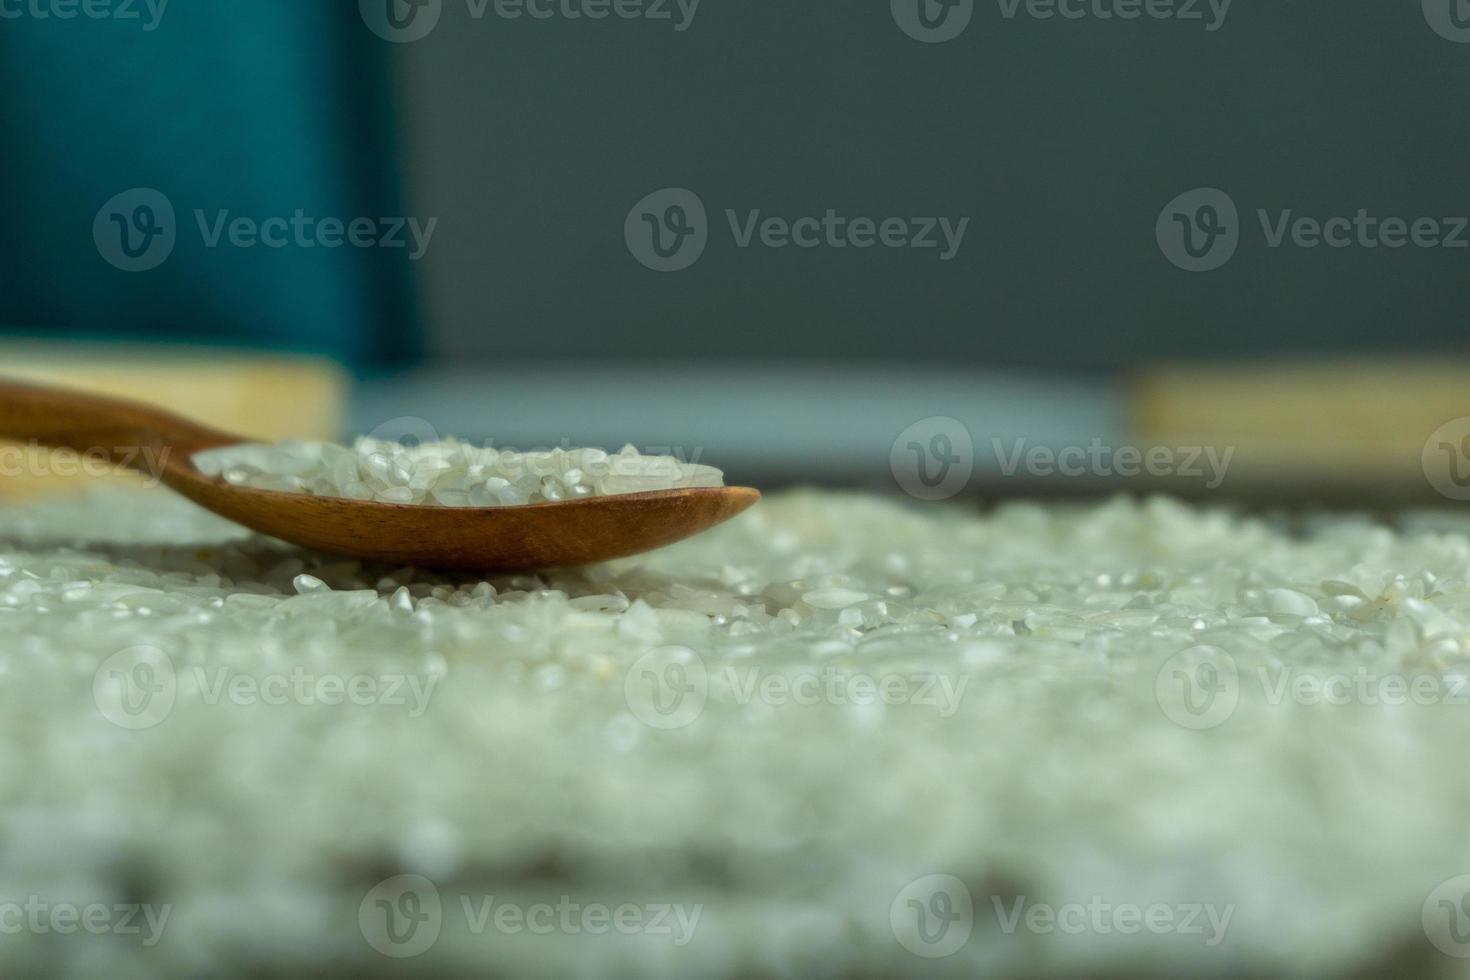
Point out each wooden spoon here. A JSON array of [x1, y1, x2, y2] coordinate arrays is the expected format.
[[0, 379, 760, 570]]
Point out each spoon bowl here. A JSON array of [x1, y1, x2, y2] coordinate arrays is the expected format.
[[0, 379, 760, 570]]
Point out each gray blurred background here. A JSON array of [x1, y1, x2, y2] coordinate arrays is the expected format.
[[393, 0, 1470, 366]]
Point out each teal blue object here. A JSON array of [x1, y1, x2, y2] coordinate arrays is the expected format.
[[0, 5, 420, 367]]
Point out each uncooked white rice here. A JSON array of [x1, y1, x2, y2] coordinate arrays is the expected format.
[[192, 438, 725, 506], [2, 488, 1470, 978]]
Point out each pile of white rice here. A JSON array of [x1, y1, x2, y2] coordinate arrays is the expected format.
[[3, 488, 1470, 978], [192, 439, 725, 506]]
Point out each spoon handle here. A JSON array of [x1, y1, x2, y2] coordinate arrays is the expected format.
[[0, 378, 238, 468]]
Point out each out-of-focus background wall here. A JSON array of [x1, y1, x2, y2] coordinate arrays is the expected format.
[[3, 1, 1469, 502], [394, 1, 1470, 367]]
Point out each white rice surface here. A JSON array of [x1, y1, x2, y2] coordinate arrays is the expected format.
[[3, 489, 1470, 978], [191, 439, 724, 506]]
